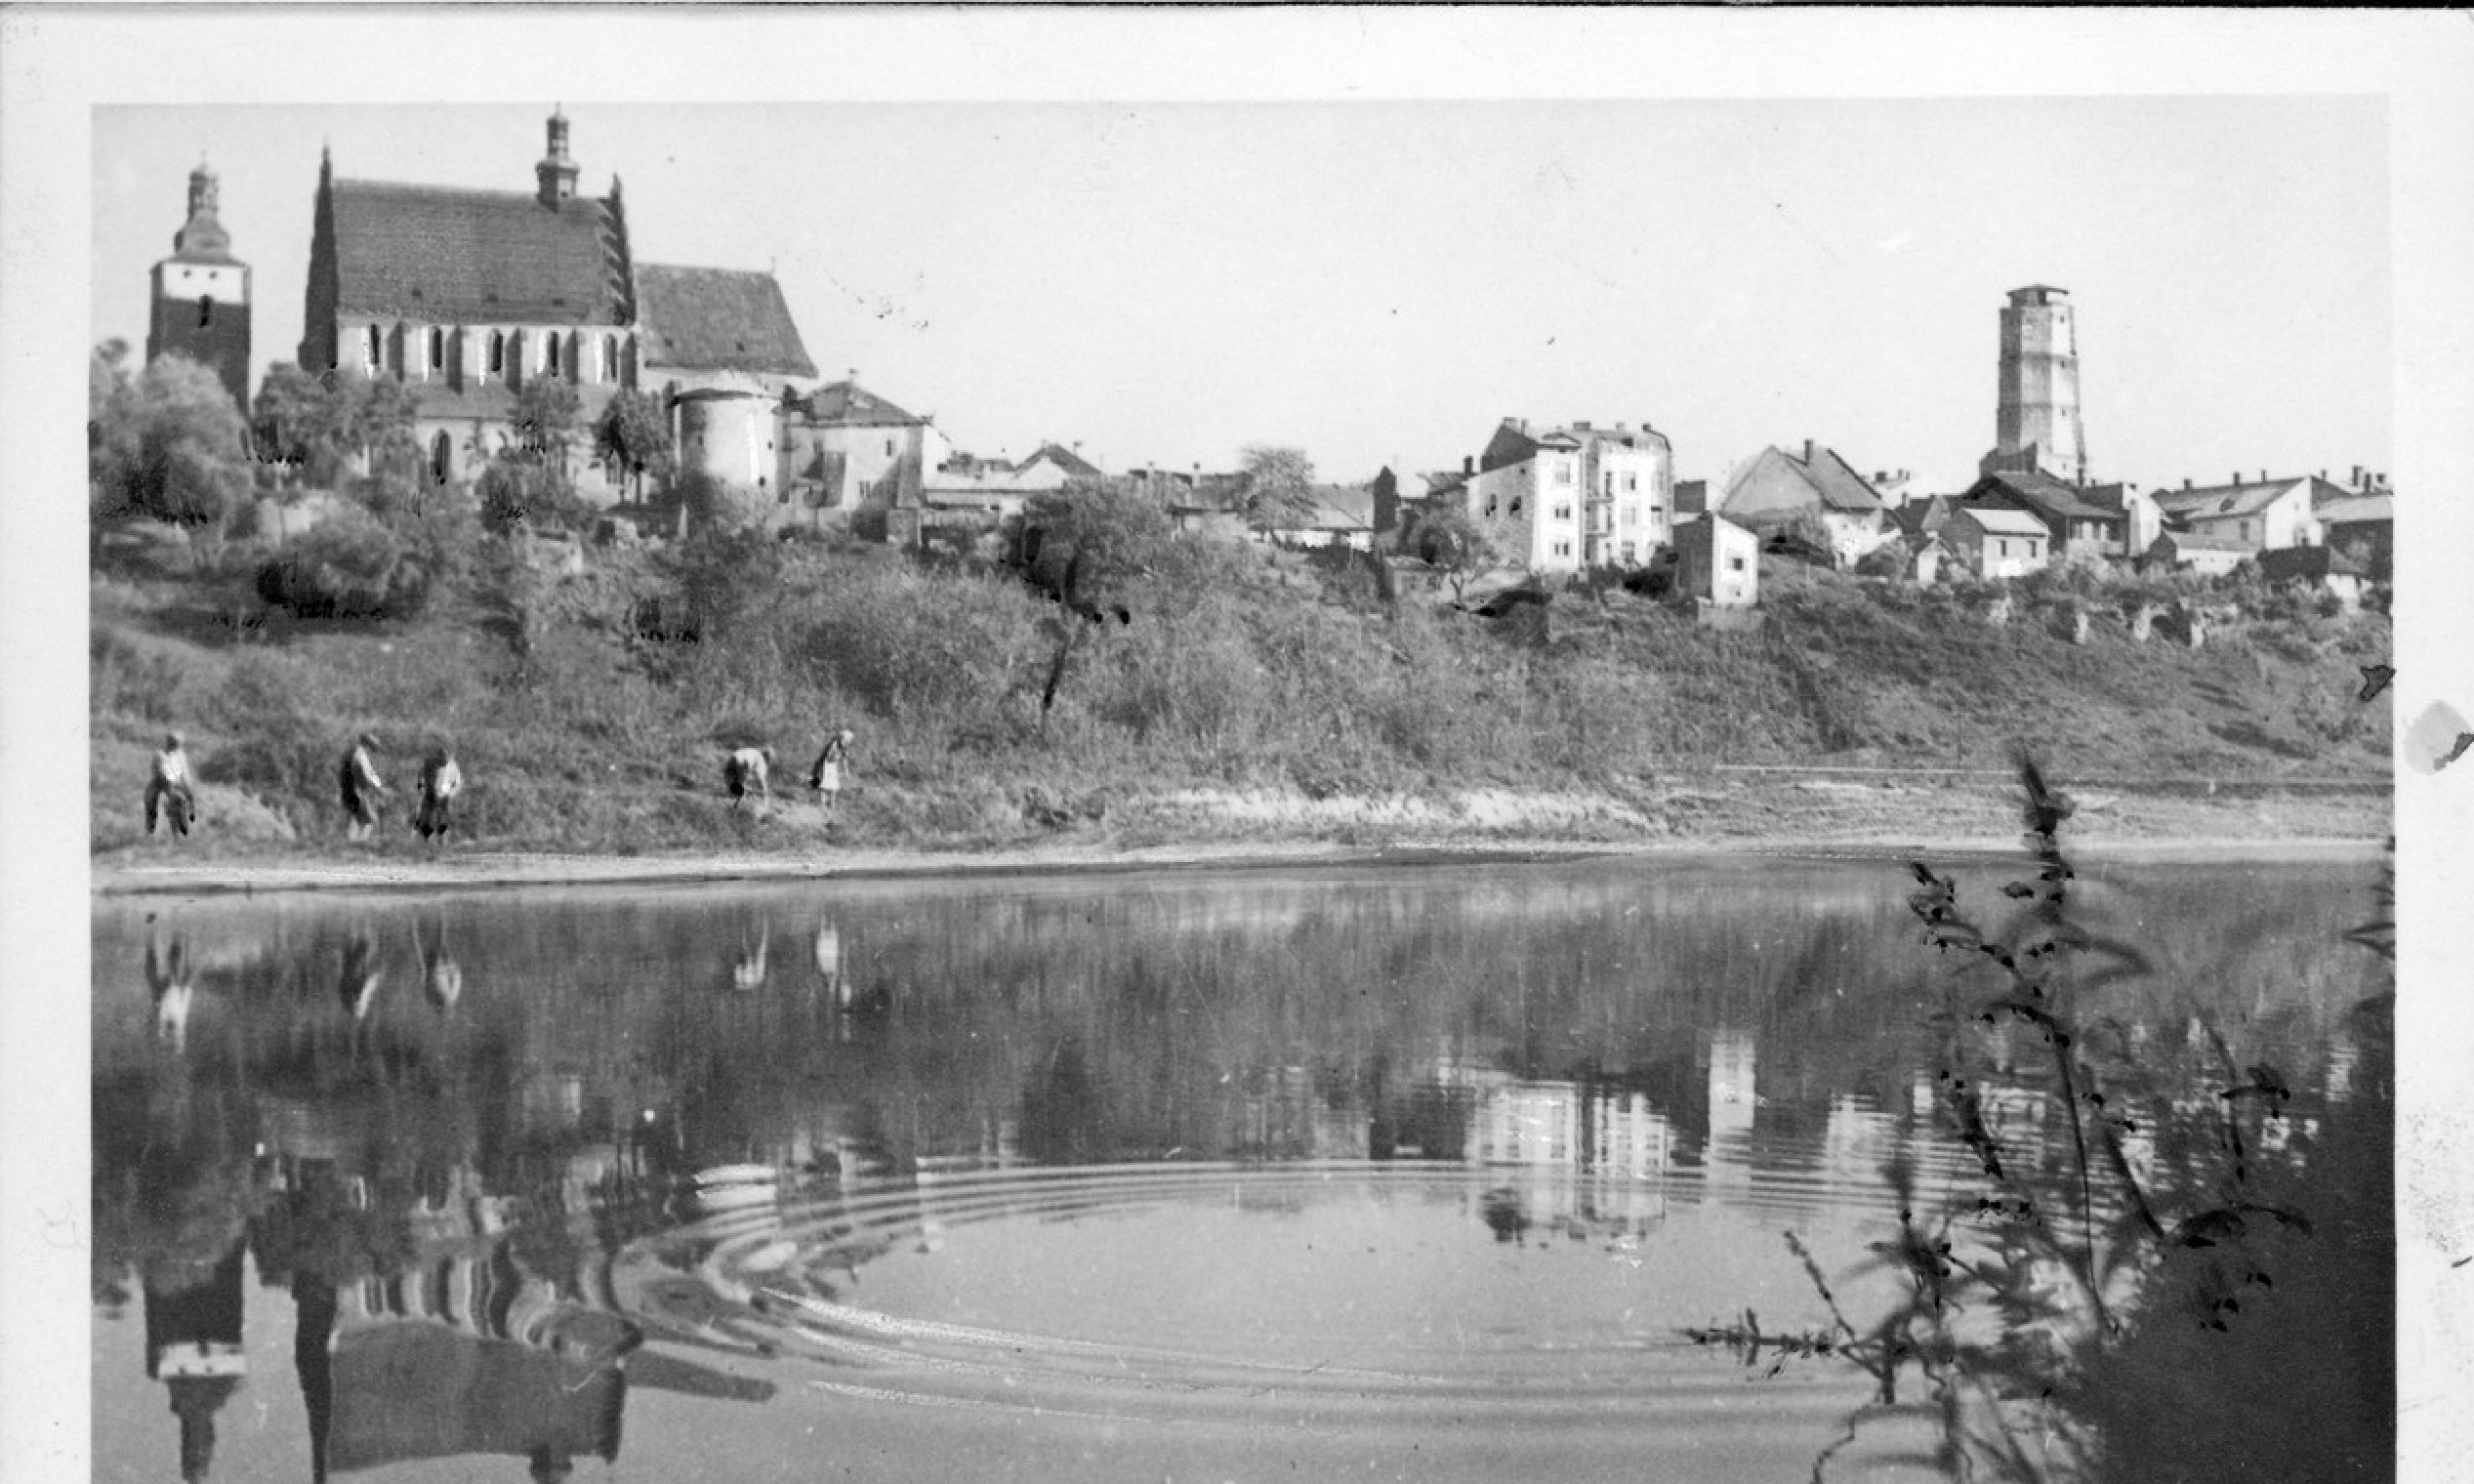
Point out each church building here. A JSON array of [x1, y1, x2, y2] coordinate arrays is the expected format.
[[295, 109, 819, 509]]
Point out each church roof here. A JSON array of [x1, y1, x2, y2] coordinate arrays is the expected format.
[[634, 264, 817, 378], [330, 178, 629, 325]]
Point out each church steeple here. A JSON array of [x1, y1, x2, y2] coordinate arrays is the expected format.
[[148, 153, 253, 412], [536, 105, 578, 207], [172, 160, 233, 262]]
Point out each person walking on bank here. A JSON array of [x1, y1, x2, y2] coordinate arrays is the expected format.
[[809, 728, 854, 819], [724, 746, 774, 814], [145, 731, 197, 838], [339, 733, 389, 842], [416, 746, 464, 842]]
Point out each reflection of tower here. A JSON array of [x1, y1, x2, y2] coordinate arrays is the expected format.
[[146, 159, 253, 414], [1979, 285, 2086, 485], [1703, 1032, 1756, 1186], [145, 1240, 249, 1483], [149, 931, 198, 1052], [1821, 1093, 1897, 1190]]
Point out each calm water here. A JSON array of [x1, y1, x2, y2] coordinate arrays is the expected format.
[[91, 853, 2387, 1484]]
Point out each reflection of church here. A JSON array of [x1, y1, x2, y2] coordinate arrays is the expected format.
[[144, 1241, 250, 1484]]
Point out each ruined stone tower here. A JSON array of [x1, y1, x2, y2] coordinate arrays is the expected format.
[[1978, 284, 2084, 486]]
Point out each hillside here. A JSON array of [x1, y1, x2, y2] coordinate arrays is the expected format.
[[89, 523, 2391, 866]]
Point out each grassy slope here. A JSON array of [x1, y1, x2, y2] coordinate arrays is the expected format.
[[88, 529, 2391, 863]]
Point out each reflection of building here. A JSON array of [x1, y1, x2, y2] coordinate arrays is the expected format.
[[1453, 1070, 1675, 1235], [1703, 1032, 1757, 1186], [1239, 1066, 1371, 1160], [1821, 1093, 1898, 1188], [145, 1241, 249, 1483]]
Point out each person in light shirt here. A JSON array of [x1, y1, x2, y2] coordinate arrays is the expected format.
[[416, 746, 464, 842], [145, 731, 197, 838]]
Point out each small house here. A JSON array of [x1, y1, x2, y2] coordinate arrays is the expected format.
[[1957, 471, 2128, 562], [2142, 530, 2250, 579], [1715, 440, 1894, 569], [1943, 506, 2050, 580], [2150, 475, 2321, 552], [1673, 513, 1759, 610], [2257, 543, 2369, 610], [2315, 492, 2392, 583]]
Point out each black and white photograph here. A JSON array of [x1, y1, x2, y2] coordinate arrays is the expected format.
[[6, 9, 2470, 1484]]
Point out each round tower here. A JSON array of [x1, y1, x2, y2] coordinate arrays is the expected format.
[[146, 159, 253, 413]]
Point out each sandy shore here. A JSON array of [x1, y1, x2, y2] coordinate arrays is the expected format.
[[91, 830, 2389, 898]]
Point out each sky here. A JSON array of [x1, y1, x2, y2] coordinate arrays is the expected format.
[[93, 95, 2389, 496]]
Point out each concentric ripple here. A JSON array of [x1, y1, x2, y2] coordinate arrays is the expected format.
[[609, 1159, 1953, 1440]]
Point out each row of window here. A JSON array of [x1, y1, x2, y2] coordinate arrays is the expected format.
[[359, 323, 625, 385]]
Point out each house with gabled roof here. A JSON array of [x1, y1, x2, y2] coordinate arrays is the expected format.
[[2315, 492, 2392, 582], [2257, 543, 2369, 609], [1264, 483, 1378, 552], [1957, 469, 2128, 563], [782, 377, 954, 541], [1714, 441, 1894, 569], [1942, 505, 2050, 580], [1461, 417, 1676, 574], [2150, 474, 2322, 553], [2141, 529, 2250, 578]]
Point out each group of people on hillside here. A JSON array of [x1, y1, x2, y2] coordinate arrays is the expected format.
[[144, 724, 854, 845], [725, 728, 856, 818], [143, 731, 462, 845]]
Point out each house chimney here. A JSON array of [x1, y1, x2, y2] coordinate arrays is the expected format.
[[1462, 455, 1475, 476], [1573, 420, 1592, 432], [1803, 439, 1818, 465], [2232, 472, 2242, 486], [2260, 469, 2268, 484], [2182, 478, 2192, 490]]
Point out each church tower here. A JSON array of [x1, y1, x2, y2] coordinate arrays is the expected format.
[[1978, 284, 2085, 486], [537, 106, 579, 207], [147, 160, 253, 414]]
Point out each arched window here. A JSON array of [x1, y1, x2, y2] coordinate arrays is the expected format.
[[431, 431, 454, 485], [600, 335, 617, 382], [197, 295, 214, 328], [428, 327, 445, 371], [546, 334, 562, 377], [488, 331, 505, 377], [365, 324, 383, 372]]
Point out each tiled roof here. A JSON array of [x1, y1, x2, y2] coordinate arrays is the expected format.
[[803, 380, 925, 427], [1021, 442, 1103, 479], [2152, 478, 2309, 520], [331, 179, 628, 325], [634, 264, 816, 378], [2315, 493, 2392, 526], [1799, 446, 1886, 513], [1953, 506, 2048, 537], [2259, 544, 2365, 582], [1970, 470, 2117, 523], [2152, 531, 2252, 553]]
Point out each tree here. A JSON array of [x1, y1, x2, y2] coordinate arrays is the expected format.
[[1400, 501, 1500, 604], [480, 379, 590, 534], [1234, 444, 1319, 532], [92, 350, 251, 566], [1023, 478, 1176, 592], [593, 388, 674, 504], [251, 363, 424, 510]]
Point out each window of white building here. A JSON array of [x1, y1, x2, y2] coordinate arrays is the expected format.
[[600, 335, 617, 382], [364, 324, 383, 373], [488, 331, 506, 378], [546, 334, 562, 378], [428, 327, 445, 372], [1553, 540, 1572, 558], [1552, 504, 1571, 521]]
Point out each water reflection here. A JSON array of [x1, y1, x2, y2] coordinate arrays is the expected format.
[[91, 858, 2384, 1481]]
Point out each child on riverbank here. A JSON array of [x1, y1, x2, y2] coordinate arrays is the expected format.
[[809, 728, 854, 819]]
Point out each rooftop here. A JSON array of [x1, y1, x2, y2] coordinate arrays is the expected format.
[[329, 177, 627, 325], [635, 264, 817, 379]]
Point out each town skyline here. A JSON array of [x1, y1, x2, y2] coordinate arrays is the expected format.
[[94, 96, 2388, 498]]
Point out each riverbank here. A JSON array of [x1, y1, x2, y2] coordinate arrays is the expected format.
[[93, 777, 2388, 897]]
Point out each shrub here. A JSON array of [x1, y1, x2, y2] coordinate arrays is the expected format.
[[255, 511, 443, 621]]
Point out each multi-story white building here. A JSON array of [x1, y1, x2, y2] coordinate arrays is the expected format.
[[1462, 417, 1675, 574]]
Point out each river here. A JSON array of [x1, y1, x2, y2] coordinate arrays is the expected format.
[[89, 850, 2389, 1483]]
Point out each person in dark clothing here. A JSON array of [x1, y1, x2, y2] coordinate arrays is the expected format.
[[338, 734, 388, 842], [723, 747, 773, 813]]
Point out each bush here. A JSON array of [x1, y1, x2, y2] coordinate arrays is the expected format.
[[256, 510, 446, 622]]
